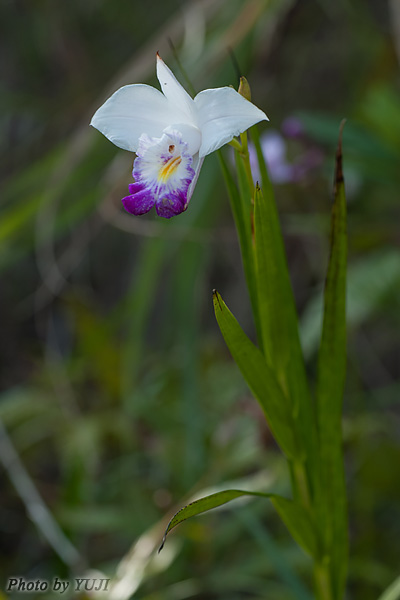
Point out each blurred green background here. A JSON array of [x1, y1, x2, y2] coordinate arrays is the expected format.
[[1, 0, 399, 598]]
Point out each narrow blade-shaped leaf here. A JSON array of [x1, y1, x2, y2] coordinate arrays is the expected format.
[[213, 290, 299, 458], [160, 489, 319, 559], [316, 120, 348, 598], [218, 151, 262, 347], [254, 184, 318, 503], [159, 489, 268, 551], [253, 184, 310, 419]]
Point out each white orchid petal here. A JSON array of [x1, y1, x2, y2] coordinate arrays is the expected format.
[[156, 54, 197, 123], [194, 87, 269, 157], [90, 84, 184, 152]]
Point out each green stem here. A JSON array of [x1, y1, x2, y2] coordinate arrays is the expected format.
[[229, 126, 339, 600], [314, 562, 334, 600], [294, 463, 338, 600], [229, 138, 243, 152], [292, 459, 311, 510], [239, 131, 255, 193]]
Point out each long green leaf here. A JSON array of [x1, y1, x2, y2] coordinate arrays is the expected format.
[[253, 184, 310, 419], [218, 150, 262, 348], [213, 290, 299, 458], [316, 121, 348, 598], [253, 184, 318, 505], [159, 490, 266, 551], [251, 129, 312, 419], [160, 489, 319, 558]]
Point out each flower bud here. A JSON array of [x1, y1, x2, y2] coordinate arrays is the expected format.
[[238, 76, 251, 101]]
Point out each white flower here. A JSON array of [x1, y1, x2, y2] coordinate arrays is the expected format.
[[91, 54, 268, 218]]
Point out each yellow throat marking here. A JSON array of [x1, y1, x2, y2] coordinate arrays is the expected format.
[[159, 156, 182, 182]]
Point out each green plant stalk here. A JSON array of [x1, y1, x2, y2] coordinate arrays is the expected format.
[[291, 459, 311, 510], [315, 121, 348, 600], [239, 131, 255, 193], [314, 562, 334, 600], [234, 140, 314, 511], [218, 149, 263, 350], [252, 182, 319, 491], [235, 141, 314, 510], [231, 125, 348, 600]]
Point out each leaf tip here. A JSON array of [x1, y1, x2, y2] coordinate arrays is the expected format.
[[334, 119, 346, 191], [158, 536, 166, 553], [159, 520, 173, 553], [212, 289, 223, 311]]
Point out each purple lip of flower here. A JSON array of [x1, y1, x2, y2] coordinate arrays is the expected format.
[[121, 130, 196, 219]]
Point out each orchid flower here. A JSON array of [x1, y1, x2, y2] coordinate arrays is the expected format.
[[91, 54, 268, 218]]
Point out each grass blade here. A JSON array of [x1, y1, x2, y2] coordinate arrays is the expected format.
[[253, 184, 310, 419], [213, 290, 299, 459], [254, 184, 318, 505], [316, 120, 348, 598], [218, 150, 262, 347], [159, 489, 269, 551], [160, 489, 319, 559]]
